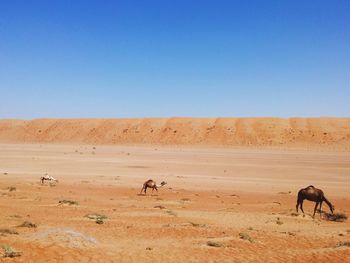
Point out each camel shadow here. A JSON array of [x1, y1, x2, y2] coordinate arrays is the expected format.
[[137, 193, 159, 197]]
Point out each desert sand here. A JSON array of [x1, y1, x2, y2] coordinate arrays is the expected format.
[[1, 118, 350, 150], [0, 118, 349, 262]]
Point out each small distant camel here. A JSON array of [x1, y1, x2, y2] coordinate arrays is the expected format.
[[40, 174, 59, 184], [296, 185, 334, 217], [140, 179, 167, 195]]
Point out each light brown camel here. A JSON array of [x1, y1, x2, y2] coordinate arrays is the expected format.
[[140, 179, 167, 195], [40, 174, 59, 184], [296, 185, 334, 217]]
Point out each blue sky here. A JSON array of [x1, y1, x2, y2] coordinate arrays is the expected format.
[[0, 0, 349, 119]]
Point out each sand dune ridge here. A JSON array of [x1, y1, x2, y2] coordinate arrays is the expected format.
[[0, 118, 349, 148]]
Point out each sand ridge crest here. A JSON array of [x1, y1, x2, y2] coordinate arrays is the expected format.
[[0, 118, 349, 149]]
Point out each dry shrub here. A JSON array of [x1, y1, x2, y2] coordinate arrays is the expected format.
[[85, 213, 107, 220], [276, 217, 284, 225], [166, 210, 177, 217], [59, 200, 78, 206], [95, 218, 104, 224], [18, 221, 37, 228], [1, 245, 22, 258], [154, 205, 166, 209], [323, 212, 347, 222], [335, 241, 350, 248], [9, 215, 21, 219], [8, 186, 16, 192], [207, 241, 225, 247], [0, 228, 18, 235], [239, 232, 253, 242], [85, 213, 107, 224], [188, 222, 206, 228]]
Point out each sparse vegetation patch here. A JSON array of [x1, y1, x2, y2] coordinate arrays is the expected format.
[[323, 212, 347, 222], [207, 241, 225, 247], [85, 213, 107, 224], [0, 228, 19, 235], [58, 200, 79, 206], [1, 245, 22, 258], [276, 217, 284, 225], [239, 232, 253, 242], [7, 186, 16, 192], [335, 241, 350, 248], [166, 210, 177, 217], [18, 221, 37, 228], [96, 218, 104, 224], [9, 215, 21, 219], [154, 205, 166, 209], [188, 222, 207, 228], [278, 191, 291, 195]]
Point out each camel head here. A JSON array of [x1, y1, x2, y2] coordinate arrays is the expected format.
[[160, 181, 167, 186], [330, 205, 335, 214]]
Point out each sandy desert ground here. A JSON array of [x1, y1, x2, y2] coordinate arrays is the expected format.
[[0, 141, 349, 262], [1, 118, 350, 150]]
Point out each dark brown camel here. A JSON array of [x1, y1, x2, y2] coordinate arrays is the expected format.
[[140, 179, 167, 195], [296, 185, 334, 217]]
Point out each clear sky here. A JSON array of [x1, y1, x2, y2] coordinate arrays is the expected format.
[[0, 1, 349, 119]]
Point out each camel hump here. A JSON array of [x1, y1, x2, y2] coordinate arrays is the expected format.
[[144, 179, 154, 186], [306, 185, 315, 189]]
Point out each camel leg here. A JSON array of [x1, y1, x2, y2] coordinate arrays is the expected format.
[[313, 202, 319, 218], [299, 200, 304, 214], [319, 201, 323, 217], [140, 184, 147, 194], [296, 200, 300, 213]]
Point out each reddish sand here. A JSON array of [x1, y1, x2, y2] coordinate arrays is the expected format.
[[1, 118, 350, 149], [0, 143, 349, 262]]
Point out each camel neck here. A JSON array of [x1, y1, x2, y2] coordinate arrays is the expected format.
[[323, 196, 332, 208]]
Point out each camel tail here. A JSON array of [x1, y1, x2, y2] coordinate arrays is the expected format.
[[297, 189, 303, 201]]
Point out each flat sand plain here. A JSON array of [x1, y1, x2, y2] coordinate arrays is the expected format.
[[0, 143, 349, 262]]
